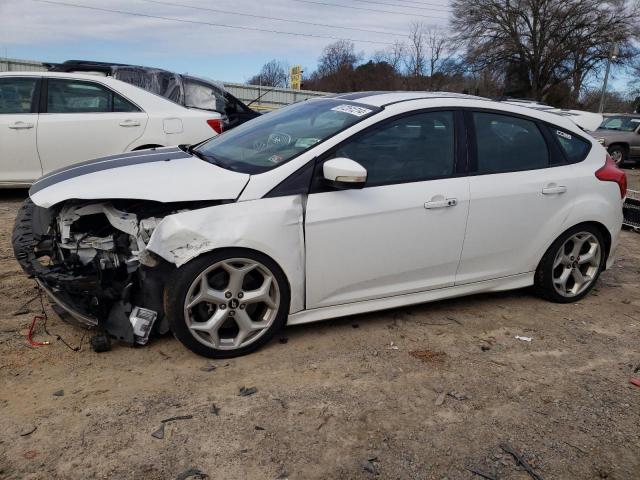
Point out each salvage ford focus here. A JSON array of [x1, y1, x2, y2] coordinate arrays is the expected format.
[[13, 92, 626, 358]]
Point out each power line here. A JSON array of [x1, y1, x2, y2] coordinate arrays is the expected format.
[[351, 0, 452, 13], [32, 0, 398, 45], [290, 0, 450, 20], [137, 0, 408, 38], [369, 0, 453, 8]]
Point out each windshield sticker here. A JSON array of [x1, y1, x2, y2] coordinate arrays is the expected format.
[[556, 130, 572, 140], [631, 119, 640, 123], [331, 104, 372, 117], [295, 138, 321, 148]]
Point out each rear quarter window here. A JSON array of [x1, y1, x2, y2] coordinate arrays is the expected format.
[[553, 129, 591, 164]]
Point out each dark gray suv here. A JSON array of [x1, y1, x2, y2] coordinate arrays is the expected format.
[[593, 114, 640, 165]]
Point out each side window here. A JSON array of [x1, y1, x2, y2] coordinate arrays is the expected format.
[[113, 93, 140, 113], [473, 112, 549, 174], [553, 129, 591, 163], [48, 79, 112, 113], [333, 111, 455, 186], [0, 77, 38, 114]]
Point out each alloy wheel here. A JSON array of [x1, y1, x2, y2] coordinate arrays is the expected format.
[[610, 149, 624, 165], [551, 232, 601, 298], [183, 258, 280, 350]]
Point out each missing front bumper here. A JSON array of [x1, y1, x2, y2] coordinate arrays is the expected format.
[[36, 278, 99, 328]]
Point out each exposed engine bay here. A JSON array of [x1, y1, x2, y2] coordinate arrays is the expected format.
[[13, 199, 218, 346]]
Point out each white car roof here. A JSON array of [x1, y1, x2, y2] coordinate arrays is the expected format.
[[330, 91, 483, 107], [328, 91, 598, 132], [0, 70, 218, 117]]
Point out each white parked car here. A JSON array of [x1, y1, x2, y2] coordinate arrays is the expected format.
[[0, 71, 223, 187], [13, 92, 626, 358]]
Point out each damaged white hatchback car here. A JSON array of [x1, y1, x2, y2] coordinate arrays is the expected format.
[[13, 92, 626, 358]]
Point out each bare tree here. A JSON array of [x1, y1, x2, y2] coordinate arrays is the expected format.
[[451, 0, 639, 101], [317, 40, 361, 77], [247, 59, 288, 88], [406, 22, 426, 78], [373, 40, 407, 74], [581, 87, 636, 112], [425, 26, 448, 77]]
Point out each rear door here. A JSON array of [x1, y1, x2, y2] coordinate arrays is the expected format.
[[37, 78, 148, 173], [455, 110, 579, 284], [0, 76, 42, 183]]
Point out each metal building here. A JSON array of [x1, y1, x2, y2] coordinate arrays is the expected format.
[[0, 57, 48, 72], [224, 82, 327, 110]]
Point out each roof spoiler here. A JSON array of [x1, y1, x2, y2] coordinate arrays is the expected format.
[[500, 99, 603, 131]]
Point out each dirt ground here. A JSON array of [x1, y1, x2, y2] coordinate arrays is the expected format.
[[1, 170, 639, 480]]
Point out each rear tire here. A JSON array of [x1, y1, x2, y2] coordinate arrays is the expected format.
[[534, 225, 606, 303], [608, 145, 626, 166], [164, 248, 290, 358]]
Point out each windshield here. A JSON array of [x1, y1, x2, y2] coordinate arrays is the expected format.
[[599, 116, 640, 132], [194, 99, 380, 173]]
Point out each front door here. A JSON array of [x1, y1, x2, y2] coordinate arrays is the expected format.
[[0, 76, 42, 184], [37, 78, 148, 173], [305, 110, 470, 309]]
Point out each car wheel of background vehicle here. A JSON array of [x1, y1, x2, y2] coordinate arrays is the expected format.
[[534, 225, 606, 303], [608, 145, 626, 166], [164, 248, 290, 358]]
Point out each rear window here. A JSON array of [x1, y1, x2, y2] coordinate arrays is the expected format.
[[553, 129, 590, 163]]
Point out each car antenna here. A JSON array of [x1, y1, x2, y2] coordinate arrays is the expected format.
[[246, 85, 278, 108]]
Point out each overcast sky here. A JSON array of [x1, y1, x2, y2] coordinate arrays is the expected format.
[[0, 0, 630, 91], [0, 0, 452, 83]]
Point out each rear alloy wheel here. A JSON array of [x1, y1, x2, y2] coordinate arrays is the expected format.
[[608, 146, 626, 166], [535, 226, 605, 303], [165, 250, 289, 358]]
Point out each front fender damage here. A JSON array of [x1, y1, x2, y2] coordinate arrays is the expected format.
[[145, 196, 305, 314], [14, 198, 219, 347]]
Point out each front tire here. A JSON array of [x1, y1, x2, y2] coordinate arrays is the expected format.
[[164, 249, 290, 358], [534, 225, 606, 303]]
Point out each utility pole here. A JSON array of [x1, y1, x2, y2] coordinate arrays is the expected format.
[[598, 42, 619, 113]]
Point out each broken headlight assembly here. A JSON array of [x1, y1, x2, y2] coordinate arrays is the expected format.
[[13, 198, 216, 347]]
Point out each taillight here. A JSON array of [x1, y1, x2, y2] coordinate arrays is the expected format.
[[206, 119, 223, 134], [595, 154, 627, 198]]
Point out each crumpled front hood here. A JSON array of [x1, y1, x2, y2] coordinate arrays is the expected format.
[[29, 147, 250, 208]]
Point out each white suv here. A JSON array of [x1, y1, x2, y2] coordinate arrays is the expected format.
[[0, 71, 224, 187]]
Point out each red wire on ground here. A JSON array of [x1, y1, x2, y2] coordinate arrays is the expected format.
[[27, 315, 50, 347]]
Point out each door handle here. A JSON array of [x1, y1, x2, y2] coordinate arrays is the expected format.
[[119, 120, 141, 127], [424, 198, 457, 209], [8, 121, 34, 130], [542, 184, 567, 195]]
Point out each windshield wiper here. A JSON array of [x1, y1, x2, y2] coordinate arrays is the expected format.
[[185, 145, 221, 166], [185, 145, 239, 171]]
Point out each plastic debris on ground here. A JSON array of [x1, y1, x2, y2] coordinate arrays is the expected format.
[[515, 335, 533, 342]]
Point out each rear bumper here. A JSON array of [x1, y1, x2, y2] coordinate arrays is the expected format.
[[606, 219, 623, 270]]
